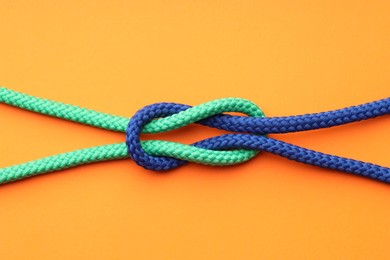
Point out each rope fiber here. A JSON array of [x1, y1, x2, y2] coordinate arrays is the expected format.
[[1, 87, 389, 184]]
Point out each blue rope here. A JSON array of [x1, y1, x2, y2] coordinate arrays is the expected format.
[[126, 98, 390, 182]]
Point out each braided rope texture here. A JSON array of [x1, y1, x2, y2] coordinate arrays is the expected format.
[[1, 87, 390, 184]]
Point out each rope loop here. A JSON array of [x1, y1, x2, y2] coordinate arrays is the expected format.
[[126, 98, 266, 170]]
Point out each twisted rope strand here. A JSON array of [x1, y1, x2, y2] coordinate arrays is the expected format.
[[0, 143, 128, 184], [0, 87, 130, 132]]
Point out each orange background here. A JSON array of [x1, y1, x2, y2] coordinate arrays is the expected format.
[[1, 1, 390, 259]]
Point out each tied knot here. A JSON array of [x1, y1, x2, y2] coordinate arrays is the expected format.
[[2, 87, 390, 184], [125, 98, 265, 171]]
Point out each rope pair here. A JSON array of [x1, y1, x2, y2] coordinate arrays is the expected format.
[[1, 87, 389, 184]]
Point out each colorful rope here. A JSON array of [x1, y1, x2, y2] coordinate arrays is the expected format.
[[1, 87, 389, 184]]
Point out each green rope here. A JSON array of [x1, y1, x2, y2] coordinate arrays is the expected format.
[[0, 142, 258, 184], [0, 87, 263, 184], [0, 87, 132, 132], [0, 88, 263, 133], [0, 143, 127, 184]]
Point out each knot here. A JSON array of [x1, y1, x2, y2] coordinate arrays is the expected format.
[[125, 98, 265, 171], [2, 87, 390, 184]]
